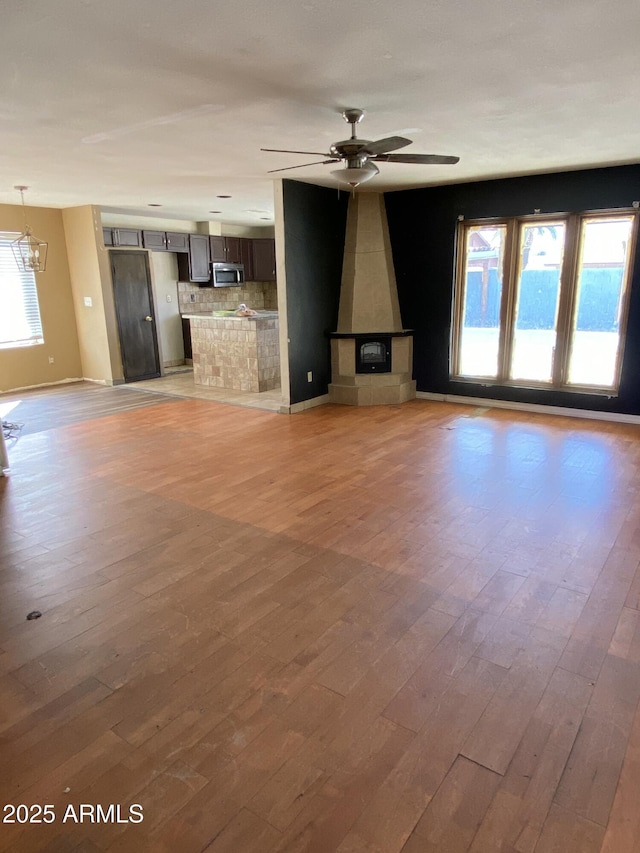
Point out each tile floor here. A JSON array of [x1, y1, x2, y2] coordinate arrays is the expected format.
[[124, 369, 284, 413]]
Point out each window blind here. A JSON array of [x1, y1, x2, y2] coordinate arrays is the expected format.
[[0, 234, 44, 347]]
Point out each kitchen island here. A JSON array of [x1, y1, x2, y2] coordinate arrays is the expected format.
[[183, 312, 280, 392]]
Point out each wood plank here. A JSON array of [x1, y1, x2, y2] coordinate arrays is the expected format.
[[554, 652, 640, 826], [334, 656, 506, 853], [401, 756, 501, 853], [461, 628, 567, 774], [382, 609, 500, 732], [468, 666, 593, 853], [558, 546, 639, 680], [201, 808, 281, 852], [534, 804, 605, 853], [600, 699, 640, 853]]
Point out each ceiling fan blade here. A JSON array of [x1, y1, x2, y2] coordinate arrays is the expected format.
[[361, 136, 412, 156], [373, 153, 460, 164], [261, 148, 332, 157], [267, 159, 338, 174]]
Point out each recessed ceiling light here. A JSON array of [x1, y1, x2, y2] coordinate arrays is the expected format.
[[260, 217, 271, 220], [209, 210, 222, 214], [216, 194, 232, 198], [147, 203, 162, 207]]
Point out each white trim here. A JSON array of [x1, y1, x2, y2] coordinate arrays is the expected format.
[[282, 393, 330, 414], [0, 377, 84, 395], [416, 391, 640, 425]]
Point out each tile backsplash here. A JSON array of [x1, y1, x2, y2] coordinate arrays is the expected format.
[[178, 280, 278, 314]]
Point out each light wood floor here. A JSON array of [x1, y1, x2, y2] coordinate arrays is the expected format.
[[2, 387, 640, 852]]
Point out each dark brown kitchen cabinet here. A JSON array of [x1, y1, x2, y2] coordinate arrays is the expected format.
[[209, 236, 245, 265], [224, 237, 242, 264], [240, 238, 254, 280], [252, 238, 276, 281], [143, 230, 189, 252], [209, 236, 226, 263], [166, 232, 189, 252], [103, 228, 142, 248], [177, 234, 211, 283], [142, 230, 166, 250]]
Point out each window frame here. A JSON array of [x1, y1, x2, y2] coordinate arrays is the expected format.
[[451, 209, 639, 395], [0, 233, 44, 350]]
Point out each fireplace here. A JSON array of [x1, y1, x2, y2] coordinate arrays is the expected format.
[[328, 193, 416, 406], [356, 336, 391, 374]]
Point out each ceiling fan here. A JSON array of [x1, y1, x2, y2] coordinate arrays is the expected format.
[[261, 108, 459, 187]]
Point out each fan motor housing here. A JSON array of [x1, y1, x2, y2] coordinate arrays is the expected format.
[[330, 139, 371, 160]]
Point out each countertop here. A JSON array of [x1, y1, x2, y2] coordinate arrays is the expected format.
[[182, 311, 278, 321]]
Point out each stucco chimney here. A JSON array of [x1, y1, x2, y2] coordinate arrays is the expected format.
[[337, 193, 403, 333]]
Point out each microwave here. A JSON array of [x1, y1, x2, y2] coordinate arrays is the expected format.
[[211, 262, 244, 287]]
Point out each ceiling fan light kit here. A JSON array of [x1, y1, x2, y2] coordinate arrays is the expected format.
[[331, 160, 380, 188], [262, 108, 459, 189]]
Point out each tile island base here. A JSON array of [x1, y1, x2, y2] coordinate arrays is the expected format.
[[183, 312, 280, 393]]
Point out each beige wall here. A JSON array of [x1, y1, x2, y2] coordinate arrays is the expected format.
[[221, 224, 276, 239], [0, 203, 82, 393], [63, 206, 123, 384]]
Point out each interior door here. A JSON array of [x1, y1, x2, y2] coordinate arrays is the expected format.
[[110, 250, 161, 381]]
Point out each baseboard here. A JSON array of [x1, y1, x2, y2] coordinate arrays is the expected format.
[[282, 394, 330, 414], [159, 357, 192, 367], [415, 391, 640, 425], [0, 377, 85, 395]]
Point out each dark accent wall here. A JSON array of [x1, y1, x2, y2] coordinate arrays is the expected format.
[[385, 164, 640, 415], [283, 180, 349, 405]]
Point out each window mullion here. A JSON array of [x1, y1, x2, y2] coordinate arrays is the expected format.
[[553, 215, 579, 387], [450, 220, 467, 377], [497, 219, 518, 381], [610, 211, 640, 389]]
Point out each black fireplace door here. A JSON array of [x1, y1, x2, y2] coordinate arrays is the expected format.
[[356, 336, 392, 373]]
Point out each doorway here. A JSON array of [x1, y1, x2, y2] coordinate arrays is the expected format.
[[110, 250, 161, 382]]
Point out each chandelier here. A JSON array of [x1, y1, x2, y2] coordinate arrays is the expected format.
[[11, 186, 48, 273]]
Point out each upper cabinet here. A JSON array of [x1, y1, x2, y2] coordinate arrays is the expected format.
[[209, 236, 226, 263], [142, 230, 189, 253], [166, 232, 189, 253], [142, 230, 165, 251], [210, 236, 275, 280], [225, 237, 242, 264], [252, 238, 277, 281], [177, 234, 211, 283], [103, 228, 142, 248], [240, 239, 254, 281], [209, 236, 243, 265]]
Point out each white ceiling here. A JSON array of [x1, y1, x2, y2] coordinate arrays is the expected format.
[[2, 0, 639, 226]]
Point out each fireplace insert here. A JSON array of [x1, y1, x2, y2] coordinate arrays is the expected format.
[[355, 336, 392, 374]]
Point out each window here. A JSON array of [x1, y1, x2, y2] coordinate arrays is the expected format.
[[0, 234, 44, 348], [451, 211, 638, 393]]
